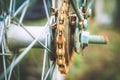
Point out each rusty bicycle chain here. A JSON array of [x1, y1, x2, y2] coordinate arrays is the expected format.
[[56, 0, 69, 74]]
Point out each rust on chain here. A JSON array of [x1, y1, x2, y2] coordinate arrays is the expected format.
[[56, 0, 68, 74], [55, 0, 75, 74]]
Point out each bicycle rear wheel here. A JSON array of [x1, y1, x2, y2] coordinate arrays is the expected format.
[[0, 0, 60, 80]]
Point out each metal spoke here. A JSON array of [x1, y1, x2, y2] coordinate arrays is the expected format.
[[12, 0, 16, 13], [0, 53, 12, 56], [44, 67, 51, 80], [88, 0, 94, 8], [7, 25, 48, 71], [13, 0, 29, 17], [18, 23, 52, 53], [9, 0, 13, 14], [2, 37, 7, 80], [48, 62, 56, 80], [44, 62, 55, 80], [82, 0, 87, 7], [19, 0, 29, 24], [8, 55, 16, 80], [1, 18, 8, 80], [41, 35, 48, 80], [52, 0, 55, 8], [43, 0, 53, 41], [5, 15, 11, 27], [43, 0, 50, 22]]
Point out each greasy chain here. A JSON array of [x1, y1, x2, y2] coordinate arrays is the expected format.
[[56, 0, 69, 74]]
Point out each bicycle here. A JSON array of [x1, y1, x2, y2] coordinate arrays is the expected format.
[[0, 0, 108, 80]]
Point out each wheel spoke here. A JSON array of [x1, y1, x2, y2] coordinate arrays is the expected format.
[[19, 0, 29, 24], [43, 0, 53, 42], [2, 38, 7, 80], [52, 0, 55, 8], [88, 0, 94, 8], [44, 62, 56, 80], [9, 0, 13, 14], [41, 35, 48, 80], [12, 0, 16, 13], [18, 22, 52, 53], [8, 55, 16, 80], [13, 0, 29, 17], [43, 0, 50, 22], [8, 26, 48, 70]]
